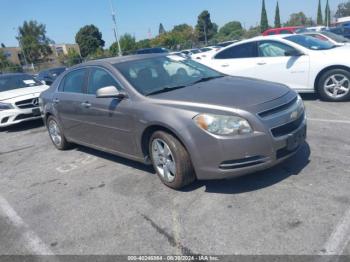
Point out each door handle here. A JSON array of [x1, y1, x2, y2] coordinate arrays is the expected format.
[[53, 98, 60, 104], [221, 64, 229, 67], [81, 101, 91, 108], [257, 62, 266, 65]]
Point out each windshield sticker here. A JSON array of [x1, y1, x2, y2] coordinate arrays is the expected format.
[[23, 80, 36, 85], [167, 55, 186, 61]]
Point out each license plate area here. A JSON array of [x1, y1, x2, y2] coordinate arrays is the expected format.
[[32, 108, 41, 116], [286, 126, 306, 151]]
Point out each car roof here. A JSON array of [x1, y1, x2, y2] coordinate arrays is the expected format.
[[0, 73, 30, 78], [71, 53, 168, 69]]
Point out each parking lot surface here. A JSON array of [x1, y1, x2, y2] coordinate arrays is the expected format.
[[0, 95, 350, 256]]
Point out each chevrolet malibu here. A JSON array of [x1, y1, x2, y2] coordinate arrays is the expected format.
[[40, 54, 306, 189]]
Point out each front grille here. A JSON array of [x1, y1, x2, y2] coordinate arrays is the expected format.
[[219, 155, 266, 170], [271, 112, 305, 138], [258, 96, 298, 118], [14, 113, 36, 121], [15, 98, 39, 109]]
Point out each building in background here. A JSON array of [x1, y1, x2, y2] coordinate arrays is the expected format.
[[0, 47, 25, 65], [50, 43, 81, 57]]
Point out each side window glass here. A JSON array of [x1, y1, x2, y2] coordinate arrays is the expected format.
[[61, 69, 86, 93], [88, 68, 121, 95], [258, 41, 296, 57], [280, 30, 292, 34], [214, 42, 257, 59]]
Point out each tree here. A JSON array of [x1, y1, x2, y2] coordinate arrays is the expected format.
[[159, 23, 166, 35], [1, 43, 5, 48], [317, 0, 323, 25], [260, 0, 269, 33], [335, 1, 350, 18], [243, 26, 261, 39], [325, 0, 331, 26], [195, 10, 217, 43], [136, 39, 151, 49], [110, 33, 136, 55], [16, 20, 52, 64], [275, 1, 281, 28], [75, 25, 105, 57], [216, 21, 244, 41], [284, 12, 314, 26]]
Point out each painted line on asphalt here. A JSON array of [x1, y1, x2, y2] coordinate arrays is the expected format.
[[0, 195, 54, 255], [321, 208, 350, 256], [308, 118, 350, 124], [172, 206, 182, 254]]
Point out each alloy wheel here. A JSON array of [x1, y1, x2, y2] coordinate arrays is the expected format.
[[48, 120, 62, 146], [151, 138, 176, 183], [324, 74, 350, 99]]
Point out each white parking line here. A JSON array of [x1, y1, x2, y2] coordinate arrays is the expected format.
[[321, 208, 350, 256], [0, 195, 54, 255], [308, 118, 350, 124]]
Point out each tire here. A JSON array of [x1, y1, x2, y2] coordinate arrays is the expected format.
[[149, 131, 195, 189], [317, 69, 350, 102], [46, 115, 71, 150]]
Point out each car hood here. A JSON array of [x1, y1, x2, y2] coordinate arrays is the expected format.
[[150, 76, 290, 110], [0, 85, 49, 102]]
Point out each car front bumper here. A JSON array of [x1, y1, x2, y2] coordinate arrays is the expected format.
[[189, 116, 307, 181], [0, 107, 42, 127]]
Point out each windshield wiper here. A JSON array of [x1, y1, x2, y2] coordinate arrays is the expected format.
[[189, 75, 224, 85], [147, 85, 187, 96]]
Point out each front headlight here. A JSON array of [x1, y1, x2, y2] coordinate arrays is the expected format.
[[194, 113, 253, 136], [0, 102, 13, 111]]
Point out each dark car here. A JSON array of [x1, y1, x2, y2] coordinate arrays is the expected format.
[[40, 54, 306, 189], [37, 67, 66, 85], [136, 47, 169, 54], [329, 27, 350, 39]]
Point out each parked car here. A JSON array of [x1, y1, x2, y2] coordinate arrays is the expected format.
[[198, 34, 350, 101], [136, 47, 169, 54], [329, 27, 350, 39], [262, 26, 303, 36], [180, 48, 201, 56], [36, 67, 66, 85], [192, 46, 222, 60], [296, 26, 327, 33], [301, 31, 350, 46], [41, 54, 306, 189], [0, 73, 49, 127]]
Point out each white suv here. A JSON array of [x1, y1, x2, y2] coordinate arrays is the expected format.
[[0, 73, 49, 127]]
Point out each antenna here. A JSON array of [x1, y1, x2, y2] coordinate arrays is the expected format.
[[109, 0, 122, 56]]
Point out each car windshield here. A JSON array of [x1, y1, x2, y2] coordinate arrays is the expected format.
[[49, 67, 66, 77], [114, 55, 223, 96], [0, 74, 42, 92], [285, 35, 337, 50], [322, 31, 350, 43]]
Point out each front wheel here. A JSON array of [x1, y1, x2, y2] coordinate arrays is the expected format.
[[317, 69, 350, 101], [149, 131, 195, 189]]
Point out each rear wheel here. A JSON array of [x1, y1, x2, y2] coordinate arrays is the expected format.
[[317, 69, 350, 101], [47, 116, 71, 150], [149, 131, 195, 189]]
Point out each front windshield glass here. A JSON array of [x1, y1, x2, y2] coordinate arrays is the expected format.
[[322, 31, 350, 43], [286, 35, 336, 50], [0, 74, 42, 92], [114, 55, 223, 96]]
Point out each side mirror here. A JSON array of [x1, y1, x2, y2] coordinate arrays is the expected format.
[[96, 86, 128, 99], [285, 50, 304, 57], [41, 80, 46, 85]]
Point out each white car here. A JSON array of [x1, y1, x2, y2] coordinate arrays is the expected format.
[[198, 34, 350, 101], [301, 31, 350, 46], [191, 46, 221, 60], [0, 73, 49, 127]]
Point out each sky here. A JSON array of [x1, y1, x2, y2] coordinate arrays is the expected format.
[[0, 0, 346, 48]]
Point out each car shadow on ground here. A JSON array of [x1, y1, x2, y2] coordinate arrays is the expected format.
[[300, 93, 319, 101], [76, 146, 155, 174], [77, 141, 310, 195], [0, 119, 44, 133], [182, 142, 311, 194]]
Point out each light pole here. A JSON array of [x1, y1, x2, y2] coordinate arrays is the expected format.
[[109, 0, 122, 56]]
